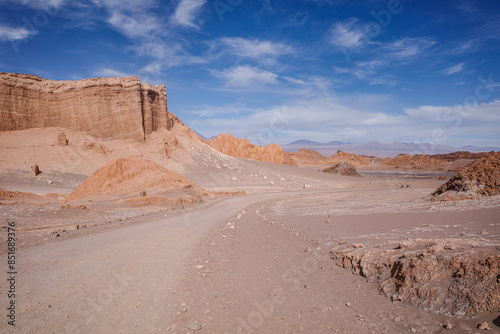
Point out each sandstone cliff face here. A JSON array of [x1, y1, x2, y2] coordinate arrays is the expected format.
[[206, 133, 297, 166], [0, 72, 175, 141]]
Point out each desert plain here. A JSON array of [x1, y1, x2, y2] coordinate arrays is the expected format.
[[0, 73, 499, 334]]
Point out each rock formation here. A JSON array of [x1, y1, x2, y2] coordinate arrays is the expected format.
[[57, 132, 68, 146], [0, 72, 178, 141], [386, 154, 446, 169], [320, 150, 370, 167], [206, 133, 297, 166], [431, 151, 491, 162], [331, 239, 500, 318], [31, 164, 41, 176], [66, 155, 207, 201], [322, 162, 361, 177], [287, 148, 326, 165], [431, 151, 500, 200]]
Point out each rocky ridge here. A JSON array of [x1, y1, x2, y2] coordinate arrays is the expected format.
[[287, 148, 326, 165], [206, 133, 297, 166], [387, 154, 446, 169], [320, 150, 370, 167]]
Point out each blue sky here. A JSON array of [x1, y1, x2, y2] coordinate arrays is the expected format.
[[1, 0, 499, 148]]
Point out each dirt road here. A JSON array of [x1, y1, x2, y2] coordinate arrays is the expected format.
[[2, 186, 499, 334], [4, 192, 296, 334]]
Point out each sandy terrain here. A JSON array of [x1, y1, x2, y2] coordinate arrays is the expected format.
[[0, 126, 499, 334]]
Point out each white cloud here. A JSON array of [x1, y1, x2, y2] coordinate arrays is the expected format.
[[94, 68, 129, 77], [190, 97, 500, 148], [107, 11, 162, 38], [385, 37, 436, 59], [220, 37, 294, 59], [442, 62, 466, 75], [405, 100, 500, 124], [0, 25, 35, 41], [328, 18, 366, 49], [4, 0, 64, 10], [171, 0, 207, 29], [210, 65, 278, 89], [140, 62, 162, 74], [182, 103, 250, 117]]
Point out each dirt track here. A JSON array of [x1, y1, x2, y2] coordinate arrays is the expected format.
[[3, 185, 499, 333], [4, 192, 298, 333]]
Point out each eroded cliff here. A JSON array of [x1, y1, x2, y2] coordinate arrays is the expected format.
[[0, 72, 174, 141]]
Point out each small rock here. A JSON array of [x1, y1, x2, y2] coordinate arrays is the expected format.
[[187, 321, 202, 331], [444, 323, 452, 330], [140, 190, 146, 197], [410, 327, 416, 333], [194, 265, 204, 269], [31, 164, 41, 176], [393, 317, 402, 322], [57, 132, 69, 146], [346, 303, 351, 307], [477, 322, 489, 330]]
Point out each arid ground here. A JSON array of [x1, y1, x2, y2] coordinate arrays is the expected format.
[[0, 127, 499, 334]]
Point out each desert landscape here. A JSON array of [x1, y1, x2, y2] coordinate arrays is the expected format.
[[0, 72, 498, 334]]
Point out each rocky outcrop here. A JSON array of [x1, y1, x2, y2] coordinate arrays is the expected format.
[[0, 72, 177, 141], [66, 155, 207, 201], [206, 133, 297, 166], [431, 151, 500, 200], [320, 150, 370, 167], [288, 148, 326, 165], [431, 151, 492, 162], [322, 162, 361, 177], [386, 154, 446, 169], [331, 239, 500, 318], [57, 132, 68, 146]]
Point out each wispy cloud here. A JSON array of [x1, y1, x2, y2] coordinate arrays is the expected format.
[[210, 65, 278, 89], [384, 37, 437, 59], [107, 11, 162, 38], [220, 37, 294, 60], [171, 0, 207, 29], [328, 18, 366, 49], [182, 103, 251, 117], [3, 0, 64, 10], [94, 68, 129, 77], [442, 62, 466, 75], [0, 25, 35, 41]]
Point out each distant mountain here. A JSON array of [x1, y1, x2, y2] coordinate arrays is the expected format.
[[288, 139, 349, 146], [193, 130, 208, 140], [327, 140, 350, 145], [282, 139, 499, 158], [288, 139, 322, 145]]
